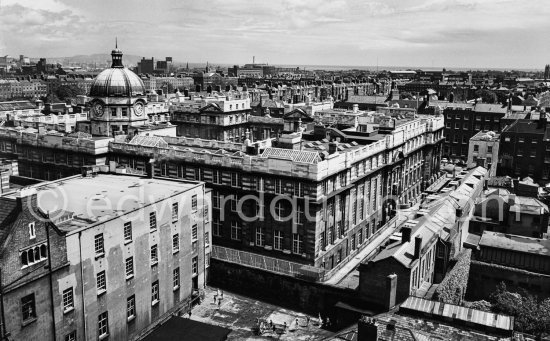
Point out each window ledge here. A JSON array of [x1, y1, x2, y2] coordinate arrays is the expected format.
[[97, 289, 106, 296], [127, 315, 135, 323], [21, 317, 37, 327], [99, 333, 109, 341], [150, 228, 157, 233], [151, 261, 158, 267], [173, 250, 179, 255], [152, 299, 159, 307], [95, 252, 105, 260], [63, 307, 74, 315], [126, 274, 134, 281], [173, 285, 180, 291], [124, 240, 132, 245]]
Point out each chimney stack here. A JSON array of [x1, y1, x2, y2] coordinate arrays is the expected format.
[[414, 235, 422, 259], [329, 141, 339, 154], [353, 104, 359, 113], [146, 159, 155, 179], [401, 226, 411, 244], [358, 316, 378, 341]]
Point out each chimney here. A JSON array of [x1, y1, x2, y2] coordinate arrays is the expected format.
[[401, 226, 411, 244], [385, 274, 397, 310], [328, 141, 339, 154], [358, 316, 378, 341], [414, 236, 422, 259], [353, 104, 359, 113], [508, 194, 516, 207], [146, 159, 155, 179]]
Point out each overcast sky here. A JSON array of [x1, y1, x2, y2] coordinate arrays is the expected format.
[[1, 0, 548, 69]]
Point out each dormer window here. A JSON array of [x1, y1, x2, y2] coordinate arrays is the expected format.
[[29, 222, 36, 239]]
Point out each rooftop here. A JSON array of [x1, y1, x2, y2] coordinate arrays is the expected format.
[[479, 231, 550, 257], [3, 173, 201, 232], [327, 297, 525, 341]]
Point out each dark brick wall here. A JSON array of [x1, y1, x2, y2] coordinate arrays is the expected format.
[[358, 258, 410, 307]]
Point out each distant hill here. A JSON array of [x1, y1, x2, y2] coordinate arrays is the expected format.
[[45, 54, 144, 67]]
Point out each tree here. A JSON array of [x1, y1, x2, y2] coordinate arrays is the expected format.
[[399, 92, 414, 100], [161, 82, 174, 94], [46, 80, 85, 102], [474, 89, 498, 104]]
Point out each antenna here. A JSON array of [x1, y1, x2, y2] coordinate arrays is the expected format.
[[116, 37, 118, 49]]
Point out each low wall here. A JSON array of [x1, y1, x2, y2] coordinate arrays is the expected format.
[[209, 259, 373, 328]]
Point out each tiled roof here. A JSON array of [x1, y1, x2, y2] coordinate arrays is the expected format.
[[0, 197, 19, 244]]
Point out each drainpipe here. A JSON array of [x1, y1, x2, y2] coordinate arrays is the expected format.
[[0, 268, 7, 341], [45, 218, 57, 341], [78, 231, 87, 339]]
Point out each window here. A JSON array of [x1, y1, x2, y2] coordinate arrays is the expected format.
[[21, 294, 36, 322], [125, 257, 134, 278], [191, 195, 198, 211], [94, 234, 104, 256], [274, 230, 283, 250], [149, 212, 157, 230], [151, 245, 158, 265], [294, 182, 304, 197], [96, 271, 106, 294], [275, 202, 284, 221], [172, 202, 178, 221], [519, 137, 524, 143], [29, 222, 36, 239], [208, 169, 219, 184], [127, 296, 135, 321], [192, 256, 198, 275], [487, 146, 493, 153], [65, 331, 76, 341], [20, 243, 48, 268], [275, 179, 283, 194], [295, 204, 303, 225], [473, 145, 479, 152], [292, 234, 304, 254], [255, 227, 265, 246], [173, 267, 180, 289], [151, 281, 159, 305], [213, 191, 220, 209], [192, 224, 198, 240], [205, 232, 210, 247], [63, 288, 74, 312], [213, 218, 222, 237], [256, 177, 264, 191], [172, 234, 180, 253], [231, 172, 239, 187], [98, 312, 109, 337], [231, 194, 238, 212], [231, 221, 241, 240], [124, 222, 132, 242], [204, 205, 209, 222]]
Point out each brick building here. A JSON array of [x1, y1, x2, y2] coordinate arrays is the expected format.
[[0, 170, 211, 341], [466, 130, 500, 177], [426, 102, 508, 160], [358, 167, 487, 308], [498, 116, 550, 184]]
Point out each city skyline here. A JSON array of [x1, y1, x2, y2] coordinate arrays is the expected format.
[[1, 0, 549, 70]]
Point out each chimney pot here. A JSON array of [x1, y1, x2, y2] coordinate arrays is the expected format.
[[414, 235, 422, 259], [401, 226, 411, 244]]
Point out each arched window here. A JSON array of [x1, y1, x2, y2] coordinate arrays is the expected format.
[[34, 247, 40, 261], [21, 252, 28, 266], [40, 245, 47, 258], [28, 249, 34, 263]]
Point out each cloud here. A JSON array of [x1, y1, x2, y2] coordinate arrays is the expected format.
[[0, 0, 549, 68]]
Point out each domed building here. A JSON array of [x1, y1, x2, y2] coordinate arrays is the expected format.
[[87, 45, 148, 136]]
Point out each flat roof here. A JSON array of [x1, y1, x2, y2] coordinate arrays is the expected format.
[[9, 174, 201, 232], [479, 231, 550, 256], [142, 316, 231, 341]]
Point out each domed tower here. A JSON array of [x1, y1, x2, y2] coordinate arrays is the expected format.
[[88, 41, 148, 137]]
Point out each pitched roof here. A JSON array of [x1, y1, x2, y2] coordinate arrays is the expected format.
[[129, 135, 168, 148], [479, 231, 550, 257]]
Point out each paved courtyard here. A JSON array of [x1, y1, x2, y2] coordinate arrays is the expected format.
[[190, 286, 335, 340]]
